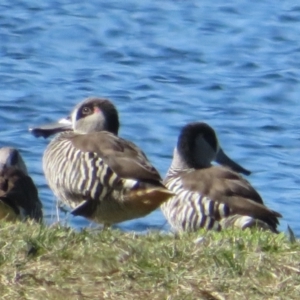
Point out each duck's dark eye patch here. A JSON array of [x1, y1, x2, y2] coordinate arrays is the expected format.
[[202, 128, 217, 152], [82, 106, 92, 115]]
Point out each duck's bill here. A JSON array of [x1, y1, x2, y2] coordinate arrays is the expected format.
[[29, 117, 72, 138], [216, 148, 251, 176]]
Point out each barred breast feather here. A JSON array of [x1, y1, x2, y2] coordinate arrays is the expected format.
[[44, 134, 119, 208], [162, 174, 224, 231]]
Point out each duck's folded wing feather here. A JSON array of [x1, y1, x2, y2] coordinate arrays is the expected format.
[[70, 131, 162, 182], [181, 166, 264, 204], [180, 166, 281, 225]]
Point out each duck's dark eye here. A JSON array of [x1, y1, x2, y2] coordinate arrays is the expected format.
[[82, 106, 92, 115]]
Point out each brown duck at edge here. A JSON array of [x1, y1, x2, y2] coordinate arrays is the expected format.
[[0, 147, 43, 222], [161, 122, 281, 233]]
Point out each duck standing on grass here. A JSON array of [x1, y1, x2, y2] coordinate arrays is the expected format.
[[0, 147, 43, 222], [30, 97, 173, 227], [161, 122, 281, 233]]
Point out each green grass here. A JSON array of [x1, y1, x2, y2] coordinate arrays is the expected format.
[[0, 222, 299, 299]]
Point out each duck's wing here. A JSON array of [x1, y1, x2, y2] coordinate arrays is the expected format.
[[180, 166, 281, 228], [70, 131, 162, 182], [68, 131, 172, 221]]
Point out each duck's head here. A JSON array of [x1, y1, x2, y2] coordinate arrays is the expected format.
[[177, 122, 251, 175], [30, 97, 119, 138], [0, 147, 28, 175]]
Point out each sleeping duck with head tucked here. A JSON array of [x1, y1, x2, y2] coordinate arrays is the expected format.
[[30, 97, 173, 227], [161, 122, 281, 233], [0, 147, 43, 222]]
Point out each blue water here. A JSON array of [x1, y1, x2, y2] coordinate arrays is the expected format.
[[1, 1, 299, 235]]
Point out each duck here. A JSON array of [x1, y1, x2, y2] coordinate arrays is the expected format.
[[0, 147, 43, 222], [161, 122, 281, 233], [30, 97, 173, 226]]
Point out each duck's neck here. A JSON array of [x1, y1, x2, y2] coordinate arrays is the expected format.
[[167, 147, 191, 176]]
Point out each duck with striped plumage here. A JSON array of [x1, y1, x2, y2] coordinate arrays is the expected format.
[[30, 97, 173, 227], [0, 147, 43, 222], [161, 122, 281, 233]]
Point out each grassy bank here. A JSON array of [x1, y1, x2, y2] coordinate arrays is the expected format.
[[0, 222, 299, 300]]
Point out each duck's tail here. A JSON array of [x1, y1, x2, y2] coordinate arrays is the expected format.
[[220, 214, 279, 233], [124, 187, 174, 214]]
